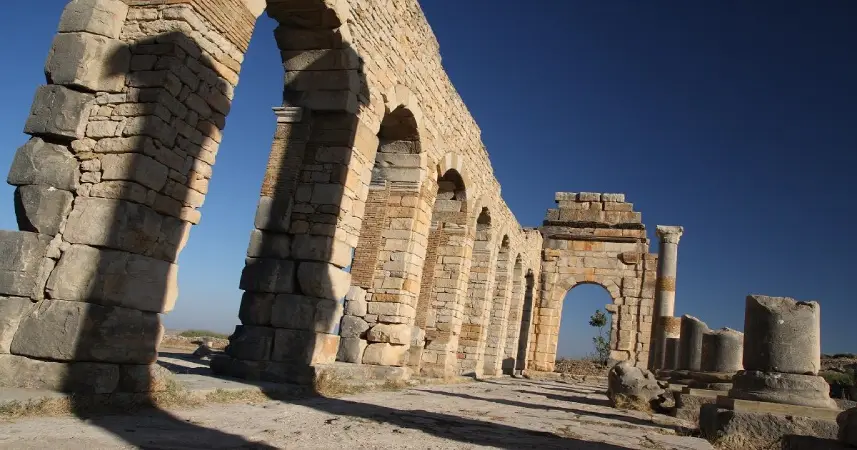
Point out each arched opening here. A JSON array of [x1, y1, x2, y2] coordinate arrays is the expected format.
[[413, 167, 474, 377], [554, 284, 614, 372], [482, 245, 515, 376], [457, 207, 494, 376], [513, 269, 536, 374], [501, 255, 525, 374]]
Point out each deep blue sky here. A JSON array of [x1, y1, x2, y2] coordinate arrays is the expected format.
[[0, 2, 854, 358]]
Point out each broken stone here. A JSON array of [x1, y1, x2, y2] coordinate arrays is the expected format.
[[13, 185, 73, 236], [296, 261, 350, 300], [677, 314, 709, 371], [743, 295, 822, 375], [10, 299, 162, 364], [45, 32, 129, 93], [607, 361, 667, 408], [23, 85, 94, 141], [366, 324, 411, 345], [362, 343, 408, 366], [700, 327, 744, 373], [7, 137, 78, 190], [728, 370, 837, 409]]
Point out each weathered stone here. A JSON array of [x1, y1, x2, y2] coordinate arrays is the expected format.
[[0, 354, 120, 394], [270, 294, 315, 330], [838, 407, 857, 447], [58, 0, 129, 39], [89, 180, 149, 204], [743, 295, 821, 375], [0, 297, 34, 353], [23, 85, 94, 140], [297, 261, 350, 300], [339, 315, 369, 338], [14, 185, 74, 236], [336, 337, 368, 363], [0, 231, 51, 297], [362, 343, 408, 366], [366, 323, 412, 345], [678, 315, 709, 371], [246, 229, 291, 259], [291, 234, 353, 269], [101, 153, 169, 191], [45, 32, 129, 93], [663, 337, 680, 370], [225, 325, 274, 361], [700, 327, 743, 373], [345, 297, 367, 317], [313, 298, 344, 334], [728, 370, 837, 409], [7, 137, 78, 190], [271, 329, 338, 365], [46, 244, 178, 313], [238, 292, 274, 326], [118, 363, 171, 392], [10, 299, 163, 364], [607, 361, 667, 408], [63, 198, 189, 262], [700, 404, 838, 449], [254, 196, 291, 233], [239, 258, 296, 294]]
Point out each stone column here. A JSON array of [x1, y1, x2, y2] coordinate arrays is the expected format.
[[670, 314, 709, 383], [689, 327, 743, 390], [652, 225, 683, 369], [656, 316, 681, 378], [728, 295, 836, 409], [663, 337, 681, 370]]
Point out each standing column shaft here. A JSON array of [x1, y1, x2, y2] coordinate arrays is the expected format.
[[652, 225, 683, 368]]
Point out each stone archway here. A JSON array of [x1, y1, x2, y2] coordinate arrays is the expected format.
[[530, 192, 658, 371]]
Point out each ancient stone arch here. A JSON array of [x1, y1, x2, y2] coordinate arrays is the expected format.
[[531, 192, 658, 371]]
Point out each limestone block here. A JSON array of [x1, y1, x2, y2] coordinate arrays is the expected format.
[[291, 234, 353, 268], [0, 231, 51, 297], [362, 343, 408, 366], [270, 294, 315, 330], [0, 297, 34, 354], [11, 299, 162, 364], [678, 314, 709, 371], [254, 196, 292, 233], [838, 407, 857, 447], [63, 197, 190, 262], [13, 185, 73, 236], [314, 298, 344, 334], [239, 258, 296, 294], [340, 315, 369, 338], [238, 292, 274, 326], [297, 261, 350, 300], [246, 229, 291, 259], [700, 404, 838, 449], [271, 329, 339, 365], [366, 324, 411, 345], [344, 285, 367, 316], [7, 137, 78, 190], [101, 153, 169, 191], [0, 354, 120, 394], [336, 337, 368, 363], [23, 85, 94, 140], [46, 32, 129, 93], [743, 295, 821, 375], [602, 193, 626, 202], [46, 245, 178, 313], [58, 0, 129, 39], [729, 370, 837, 409], [226, 325, 275, 362], [118, 363, 171, 392], [701, 328, 744, 373]]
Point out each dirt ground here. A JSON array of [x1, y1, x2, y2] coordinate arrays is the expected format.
[[0, 376, 713, 450]]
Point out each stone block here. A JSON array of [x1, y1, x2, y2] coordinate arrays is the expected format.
[[10, 299, 162, 364], [0, 231, 51, 297], [46, 245, 178, 313], [782, 436, 851, 450], [118, 363, 171, 392], [246, 229, 291, 259], [314, 298, 344, 334], [743, 295, 821, 375], [577, 192, 600, 201], [270, 294, 315, 330], [13, 185, 73, 236], [291, 234, 353, 268], [63, 198, 190, 262], [729, 370, 837, 409], [839, 407, 857, 447], [7, 137, 78, 190], [101, 153, 169, 191], [362, 343, 408, 366], [58, 0, 129, 39], [272, 329, 339, 365], [601, 193, 626, 202], [225, 325, 274, 361], [701, 327, 743, 373], [344, 293, 367, 317], [254, 196, 292, 233], [0, 354, 120, 394], [297, 261, 350, 300], [45, 32, 129, 93], [340, 315, 369, 338], [0, 297, 34, 353], [700, 404, 838, 449], [23, 85, 94, 140], [240, 258, 296, 294], [238, 292, 274, 326], [366, 324, 412, 345], [336, 337, 367, 363]]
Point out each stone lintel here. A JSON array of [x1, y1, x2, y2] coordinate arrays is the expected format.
[[542, 221, 646, 230], [546, 234, 642, 244]]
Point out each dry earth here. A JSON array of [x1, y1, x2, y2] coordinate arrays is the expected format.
[[0, 377, 712, 449]]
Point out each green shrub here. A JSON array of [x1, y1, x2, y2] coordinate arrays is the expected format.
[[178, 329, 229, 339], [821, 369, 856, 387]]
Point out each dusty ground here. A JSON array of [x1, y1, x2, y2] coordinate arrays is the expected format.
[[0, 374, 712, 450]]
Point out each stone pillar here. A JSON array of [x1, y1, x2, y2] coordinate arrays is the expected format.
[[0, 0, 261, 393], [670, 314, 709, 383], [689, 327, 743, 390], [727, 295, 836, 409], [652, 225, 683, 369]]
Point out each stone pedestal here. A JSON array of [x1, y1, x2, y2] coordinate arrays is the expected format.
[[672, 387, 726, 422], [688, 327, 743, 390]]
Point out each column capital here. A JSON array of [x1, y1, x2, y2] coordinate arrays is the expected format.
[[656, 225, 684, 244], [273, 106, 304, 123]]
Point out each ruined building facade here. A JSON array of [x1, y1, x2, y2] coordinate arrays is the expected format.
[[0, 0, 674, 392]]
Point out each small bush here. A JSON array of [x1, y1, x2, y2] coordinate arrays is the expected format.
[[821, 369, 856, 387], [178, 329, 230, 339]]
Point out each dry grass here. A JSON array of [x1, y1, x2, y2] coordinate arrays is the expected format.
[[611, 394, 653, 413], [312, 371, 411, 398]]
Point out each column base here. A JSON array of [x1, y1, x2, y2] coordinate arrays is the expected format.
[[728, 370, 838, 409]]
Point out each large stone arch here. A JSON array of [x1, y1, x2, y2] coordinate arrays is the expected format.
[[530, 192, 658, 371]]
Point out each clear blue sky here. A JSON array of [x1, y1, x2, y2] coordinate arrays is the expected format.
[[0, 2, 854, 358]]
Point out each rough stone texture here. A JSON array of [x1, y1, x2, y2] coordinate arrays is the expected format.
[[296, 261, 350, 301], [838, 407, 857, 447], [700, 327, 743, 373], [363, 343, 408, 366], [336, 337, 368, 363], [118, 363, 171, 392], [225, 325, 274, 362], [340, 315, 369, 338], [663, 337, 680, 370], [366, 323, 411, 344], [10, 299, 163, 364], [0, 231, 51, 297], [7, 137, 79, 190], [0, 354, 120, 394], [782, 436, 852, 450], [743, 295, 822, 375], [0, 297, 34, 354], [239, 258, 296, 294], [58, 0, 129, 39], [700, 404, 839, 449], [678, 314, 709, 371], [13, 185, 74, 236], [23, 85, 94, 140], [728, 370, 839, 409], [674, 390, 719, 422], [45, 31, 130, 93], [607, 361, 666, 406]]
